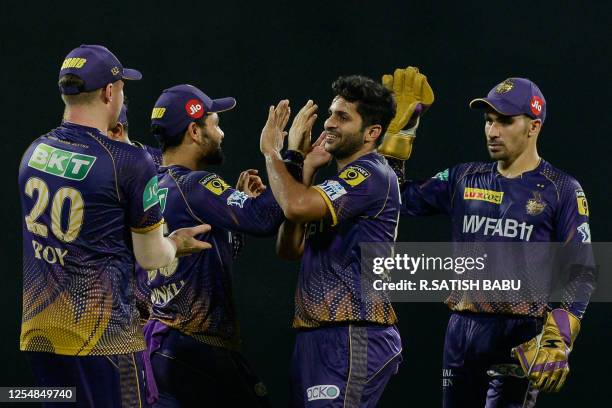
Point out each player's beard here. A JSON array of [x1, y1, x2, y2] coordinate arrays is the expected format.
[[198, 131, 225, 167], [325, 129, 364, 160]]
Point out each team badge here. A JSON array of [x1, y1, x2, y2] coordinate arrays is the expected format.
[[339, 165, 370, 187], [495, 79, 514, 94], [111, 66, 120, 75], [525, 192, 546, 215], [575, 190, 589, 216], [199, 174, 230, 195]]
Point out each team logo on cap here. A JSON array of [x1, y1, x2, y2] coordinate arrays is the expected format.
[[185, 99, 205, 119], [530, 96, 544, 116], [495, 79, 514, 94], [111, 66, 120, 75], [151, 107, 166, 119]]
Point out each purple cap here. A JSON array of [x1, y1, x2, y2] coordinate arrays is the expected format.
[[58, 44, 142, 95], [150, 84, 236, 142], [118, 104, 128, 126], [469, 78, 546, 122]]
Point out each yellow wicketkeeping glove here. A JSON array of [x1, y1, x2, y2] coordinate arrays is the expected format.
[[378, 66, 435, 160], [512, 309, 581, 393]]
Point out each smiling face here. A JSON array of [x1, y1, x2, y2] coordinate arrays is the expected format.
[[484, 110, 537, 163], [323, 96, 366, 160]]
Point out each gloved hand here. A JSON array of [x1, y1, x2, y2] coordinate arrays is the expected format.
[[378, 66, 434, 160], [512, 309, 581, 392]]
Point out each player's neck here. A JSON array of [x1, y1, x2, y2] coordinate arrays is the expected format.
[[335, 146, 376, 171], [497, 149, 541, 178], [162, 147, 199, 170], [63, 107, 109, 135]]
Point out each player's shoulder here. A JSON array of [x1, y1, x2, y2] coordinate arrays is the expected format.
[[537, 159, 584, 194], [166, 166, 232, 196], [342, 152, 397, 183], [132, 141, 163, 167]]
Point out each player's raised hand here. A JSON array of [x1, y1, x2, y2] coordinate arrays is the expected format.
[[288, 100, 318, 154], [236, 169, 266, 197], [260, 100, 291, 155], [304, 130, 332, 171], [378, 66, 435, 160], [168, 224, 213, 256]]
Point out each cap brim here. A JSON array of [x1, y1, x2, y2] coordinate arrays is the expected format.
[[210, 97, 236, 113], [122, 68, 142, 81], [469, 98, 516, 116]]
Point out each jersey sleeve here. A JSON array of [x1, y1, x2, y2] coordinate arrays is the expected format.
[[400, 167, 454, 216], [118, 147, 164, 233], [312, 161, 391, 227], [555, 178, 594, 319], [186, 172, 284, 236]]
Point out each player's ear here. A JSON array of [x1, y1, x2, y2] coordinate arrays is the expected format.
[[102, 83, 113, 104], [107, 122, 124, 141], [186, 122, 200, 142], [364, 124, 382, 143], [528, 118, 542, 137]]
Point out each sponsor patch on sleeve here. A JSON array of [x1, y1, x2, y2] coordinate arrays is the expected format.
[[575, 190, 589, 216], [433, 168, 449, 181], [199, 174, 230, 195], [226, 190, 249, 208], [338, 165, 370, 187], [317, 180, 347, 201], [577, 222, 591, 243], [143, 175, 160, 211]]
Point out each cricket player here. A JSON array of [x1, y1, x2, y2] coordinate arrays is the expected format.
[[19, 45, 210, 407], [143, 84, 289, 407], [263, 75, 403, 407], [383, 72, 594, 407]]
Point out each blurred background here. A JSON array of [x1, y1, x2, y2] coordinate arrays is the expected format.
[[2, 1, 610, 406]]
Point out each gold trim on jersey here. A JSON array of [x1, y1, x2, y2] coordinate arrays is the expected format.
[[312, 186, 338, 226], [131, 218, 165, 234]]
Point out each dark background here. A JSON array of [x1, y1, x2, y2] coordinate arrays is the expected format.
[[2, 1, 610, 406]]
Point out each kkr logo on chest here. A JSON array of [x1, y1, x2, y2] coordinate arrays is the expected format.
[[28, 143, 96, 181], [463, 187, 504, 205]]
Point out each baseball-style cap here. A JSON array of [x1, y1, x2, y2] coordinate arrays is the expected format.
[[150, 84, 236, 142], [469, 78, 546, 122], [58, 44, 142, 95]]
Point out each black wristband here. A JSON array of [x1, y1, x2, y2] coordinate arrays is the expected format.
[[282, 150, 304, 181]]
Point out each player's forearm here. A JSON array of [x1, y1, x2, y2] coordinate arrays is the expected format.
[[276, 220, 305, 260], [264, 152, 312, 218], [131, 227, 176, 270], [303, 165, 317, 186]]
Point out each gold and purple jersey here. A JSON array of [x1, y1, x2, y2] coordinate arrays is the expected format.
[[294, 152, 401, 329], [401, 160, 592, 317], [19, 122, 164, 356], [147, 165, 284, 349]]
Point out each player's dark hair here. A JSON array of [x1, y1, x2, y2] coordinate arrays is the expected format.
[[332, 75, 396, 142], [152, 116, 207, 152], [59, 74, 98, 104]]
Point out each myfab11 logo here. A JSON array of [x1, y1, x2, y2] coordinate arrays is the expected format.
[[28, 143, 96, 181]]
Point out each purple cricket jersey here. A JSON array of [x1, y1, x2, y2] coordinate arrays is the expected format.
[[294, 152, 401, 329], [401, 159, 592, 317], [19, 122, 163, 355], [146, 165, 284, 349]]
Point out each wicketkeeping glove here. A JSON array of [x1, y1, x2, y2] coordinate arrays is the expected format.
[[511, 309, 581, 393], [378, 66, 434, 160]]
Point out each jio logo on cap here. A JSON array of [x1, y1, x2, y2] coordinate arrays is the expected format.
[[530, 96, 544, 116], [185, 99, 205, 119]]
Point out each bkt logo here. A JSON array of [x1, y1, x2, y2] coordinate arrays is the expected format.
[[306, 385, 340, 401]]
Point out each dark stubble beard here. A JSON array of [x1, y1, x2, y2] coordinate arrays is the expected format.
[[197, 129, 225, 168], [330, 129, 364, 160]]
